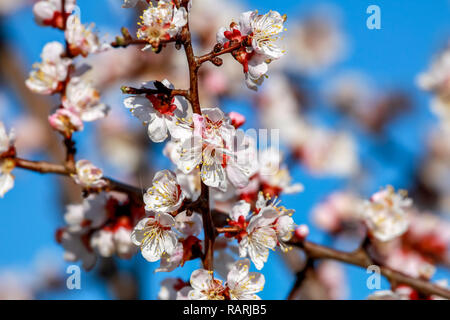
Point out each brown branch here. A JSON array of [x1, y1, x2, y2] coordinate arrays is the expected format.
[[182, 30, 200, 113], [216, 226, 241, 234], [63, 137, 76, 171], [196, 42, 242, 66], [111, 27, 176, 49], [14, 158, 144, 205], [288, 237, 450, 299], [15, 158, 69, 175], [121, 85, 188, 98], [178, 13, 216, 271], [111, 38, 148, 48]]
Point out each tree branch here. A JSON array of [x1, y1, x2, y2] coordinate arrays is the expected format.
[[121, 85, 188, 98], [196, 42, 242, 66], [179, 12, 216, 271], [288, 237, 450, 299], [14, 158, 144, 205]]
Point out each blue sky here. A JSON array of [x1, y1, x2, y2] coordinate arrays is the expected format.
[[0, 0, 449, 300]]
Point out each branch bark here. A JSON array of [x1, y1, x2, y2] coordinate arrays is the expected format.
[[14, 158, 144, 205], [288, 237, 450, 299], [179, 12, 216, 271]]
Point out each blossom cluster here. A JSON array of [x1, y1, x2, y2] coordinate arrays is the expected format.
[[27, 0, 110, 138], [216, 10, 287, 90], [0, 0, 448, 302], [57, 193, 143, 270]]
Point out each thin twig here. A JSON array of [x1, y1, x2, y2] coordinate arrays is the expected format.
[[179, 11, 216, 270], [288, 237, 450, 299], [196, 42, 242, 66], [14, 158, 143, 205]]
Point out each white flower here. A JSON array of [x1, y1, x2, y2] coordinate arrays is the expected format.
[[0, 162, 14, 198], [417, 48, 450, 126], [217, 10, 286, 90], [65, 15, 109, 57], [229, 200, 251, 222], [175, 168, 202, 201], [63, 193, 109, 233], [57, 229, 97, 270], [155, 242, 183, 273], [33, 0, 76, 29], [238, 193, 295, 269], [90, 229, 115, 257], [62, 77, 109, 122], [175, 210, 202, 236], [0, 122, 15, 153], [177, 108, 253, 191], [226, 259, 265, 300], [124, 79, 191, 142], [0, 122, 15, 198], [137, 0, 187, 50], [299, 128, 359, 177], [188, 269, 226, 300], [72, 160, 107, 189], [248, 10, 286, 59], [288, 16, 347, 73], [187, 259, 265, 300], [144, 169, 185, 214], [360, 186, 412, 242], [238, 214, 276, 270], [113, 226, 136, 259], [158, 278, 191, 300], [48, 108, 84, 137], [312, 191, 361, 233], [258, 148, 304, 195], [131, 213, 178, 262], [26, 42, 72, 95]]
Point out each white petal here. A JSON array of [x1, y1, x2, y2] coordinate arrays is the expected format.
[[190, 269, 212, 291], [124, 96, 154, 123], [0, 173, 14, 198], [230, 200, 250, 221], [156, 212, 176, 228], [147, 115, 169, 142]]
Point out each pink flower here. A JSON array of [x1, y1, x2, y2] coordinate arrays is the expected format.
[[48, 108, 83, 138]]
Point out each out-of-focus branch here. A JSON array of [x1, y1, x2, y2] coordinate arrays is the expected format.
[[14, 157, 144, 205], [288, 236, 450, 299], [287, 257, 315, 300]]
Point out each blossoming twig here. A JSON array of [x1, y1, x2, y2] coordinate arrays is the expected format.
[[111, 27, 176, 49], [14, 157, 144, 204], [288, 236, 450, 299], [196, 42, 242, 66]]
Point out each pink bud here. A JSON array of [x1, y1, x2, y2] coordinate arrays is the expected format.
[[295, 224, 309, 240], [48, 108, 83, 137], [228, 111, 246, 129]]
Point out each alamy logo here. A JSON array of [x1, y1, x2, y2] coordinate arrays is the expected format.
[[366, 5, 381, 30], [66, 265, 81, 290], [366, 265, 381, 289]]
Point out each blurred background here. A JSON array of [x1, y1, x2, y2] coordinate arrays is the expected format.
[[0, 0, 449, 299]]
